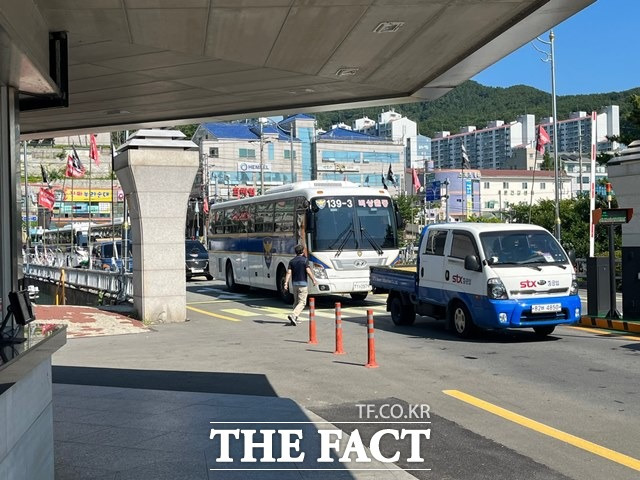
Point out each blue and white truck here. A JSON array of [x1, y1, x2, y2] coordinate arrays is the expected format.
[[370, 223, 581, 337]]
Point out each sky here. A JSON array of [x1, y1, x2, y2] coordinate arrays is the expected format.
[[472, 0, 636, 95]]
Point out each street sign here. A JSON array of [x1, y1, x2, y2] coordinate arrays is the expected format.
[[425, 180, 441, 201], [21, 215, 37, 222], [592, 208, 633, 225]]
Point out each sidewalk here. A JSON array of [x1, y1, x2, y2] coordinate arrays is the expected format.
[[45, 305, 416, 479], [34, 304, 148, 338], [53, 383, 415, 480]]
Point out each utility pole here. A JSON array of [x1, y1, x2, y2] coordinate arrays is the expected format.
[[290, 121, 295, 183], [533, 31, 561, 241], [259, 121, 264, 194], [550, 30, 561, 241], [578, 134, 583, 195]]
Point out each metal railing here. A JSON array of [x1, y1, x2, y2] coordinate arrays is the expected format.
[[24, 264, 133, 299]]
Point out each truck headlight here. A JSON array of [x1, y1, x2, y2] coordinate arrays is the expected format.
[[569, 274, 578, 295], [487, 278, 507, 299], [310, 262, 328, 279]]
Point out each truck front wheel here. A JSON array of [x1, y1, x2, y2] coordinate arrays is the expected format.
[[450, 302, 475, 338], [533, 325, 555, 337], [390, 296, 415, 326]]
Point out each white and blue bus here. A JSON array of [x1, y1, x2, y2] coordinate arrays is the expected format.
[[207, 181, 403, 302]]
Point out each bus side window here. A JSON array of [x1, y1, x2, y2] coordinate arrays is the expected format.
[[275, 200, 294, 233]]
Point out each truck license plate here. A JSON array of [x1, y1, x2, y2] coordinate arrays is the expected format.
[[353, 282, 370, 290], [532, 303, 561, 313]]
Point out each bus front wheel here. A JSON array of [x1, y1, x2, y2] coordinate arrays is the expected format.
[[350, 292, 368, 301], [277, 266, 293, 304], [225, 262, 238, 292]]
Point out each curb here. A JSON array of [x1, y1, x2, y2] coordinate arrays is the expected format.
[[578, 315, 640, 336]]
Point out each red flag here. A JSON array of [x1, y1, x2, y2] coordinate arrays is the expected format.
[[89, 134, 100, 166], [536, 125, 550, 155], [202, 199, 209, 214], [37, 187, 56, 211], [65, 154, 86, 178], [412, 168, 421, 192]]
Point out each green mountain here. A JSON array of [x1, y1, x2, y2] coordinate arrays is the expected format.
[[314, 81, 640, 141]]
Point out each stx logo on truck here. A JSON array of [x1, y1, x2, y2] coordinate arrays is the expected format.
[[519, 279, 560, 288], [451, 274, 471, 285]]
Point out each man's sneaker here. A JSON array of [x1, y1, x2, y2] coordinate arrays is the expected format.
[[287, 315, 298, 326]]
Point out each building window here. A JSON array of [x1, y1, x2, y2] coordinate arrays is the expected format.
[[209, 147, 219, 157], [522, 182, 528, 189], [239, 148, 256, 158], [540, 182, 546, 190], [503, 182, 509, 189], [284, 149, 296, 160], [483, 181, 490, 189]]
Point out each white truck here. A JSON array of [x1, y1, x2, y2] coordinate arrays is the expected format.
[[370, 223, 581, 337]]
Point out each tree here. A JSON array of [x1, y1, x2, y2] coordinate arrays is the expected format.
[[394, 193, 422, 247], [175, 124, 198, 139], [540, 151, 553, 171]]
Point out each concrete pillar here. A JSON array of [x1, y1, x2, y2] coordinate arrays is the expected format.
[[114, 129, 198, 323], [607, 141, 640, 247], [0, 86, 21, 321]]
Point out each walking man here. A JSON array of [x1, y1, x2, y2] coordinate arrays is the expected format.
[[284, 244, 317, 325]]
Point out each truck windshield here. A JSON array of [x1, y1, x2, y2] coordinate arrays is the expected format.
[[311, 196, 397, 252], [480, 230, 568, 265]]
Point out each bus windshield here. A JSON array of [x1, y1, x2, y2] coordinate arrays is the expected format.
[[311, 196, 397, 252]]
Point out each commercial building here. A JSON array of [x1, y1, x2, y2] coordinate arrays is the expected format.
[[478, 169, 572, 218], [314, 127, 403, 188]]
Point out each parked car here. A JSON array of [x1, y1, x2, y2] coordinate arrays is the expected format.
[[92, 239, 133, 272], [186, 240, 213, 281]]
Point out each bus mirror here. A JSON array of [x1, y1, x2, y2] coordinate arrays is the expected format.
[[566, 249, 576, 265], [395, 210, 405, 229]]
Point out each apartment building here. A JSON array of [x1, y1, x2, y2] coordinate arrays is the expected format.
[[430, 115, 536, 170]]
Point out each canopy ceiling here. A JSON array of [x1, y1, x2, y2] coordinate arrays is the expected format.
[[0, 0, 594, 138]]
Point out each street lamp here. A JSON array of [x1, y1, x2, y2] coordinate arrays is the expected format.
[[533, 31, 561, 240]]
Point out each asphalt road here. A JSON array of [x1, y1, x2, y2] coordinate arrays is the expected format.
[[53, 279, 640, 480]]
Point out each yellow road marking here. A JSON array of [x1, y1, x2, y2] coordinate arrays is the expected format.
[[222, 308, 258, 317], [187, 300, 233, 305], [186, 306, 240, 322], [569, 326, 638, 340], [443, 389, 640, 472], [259, 306, 288, 314]]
